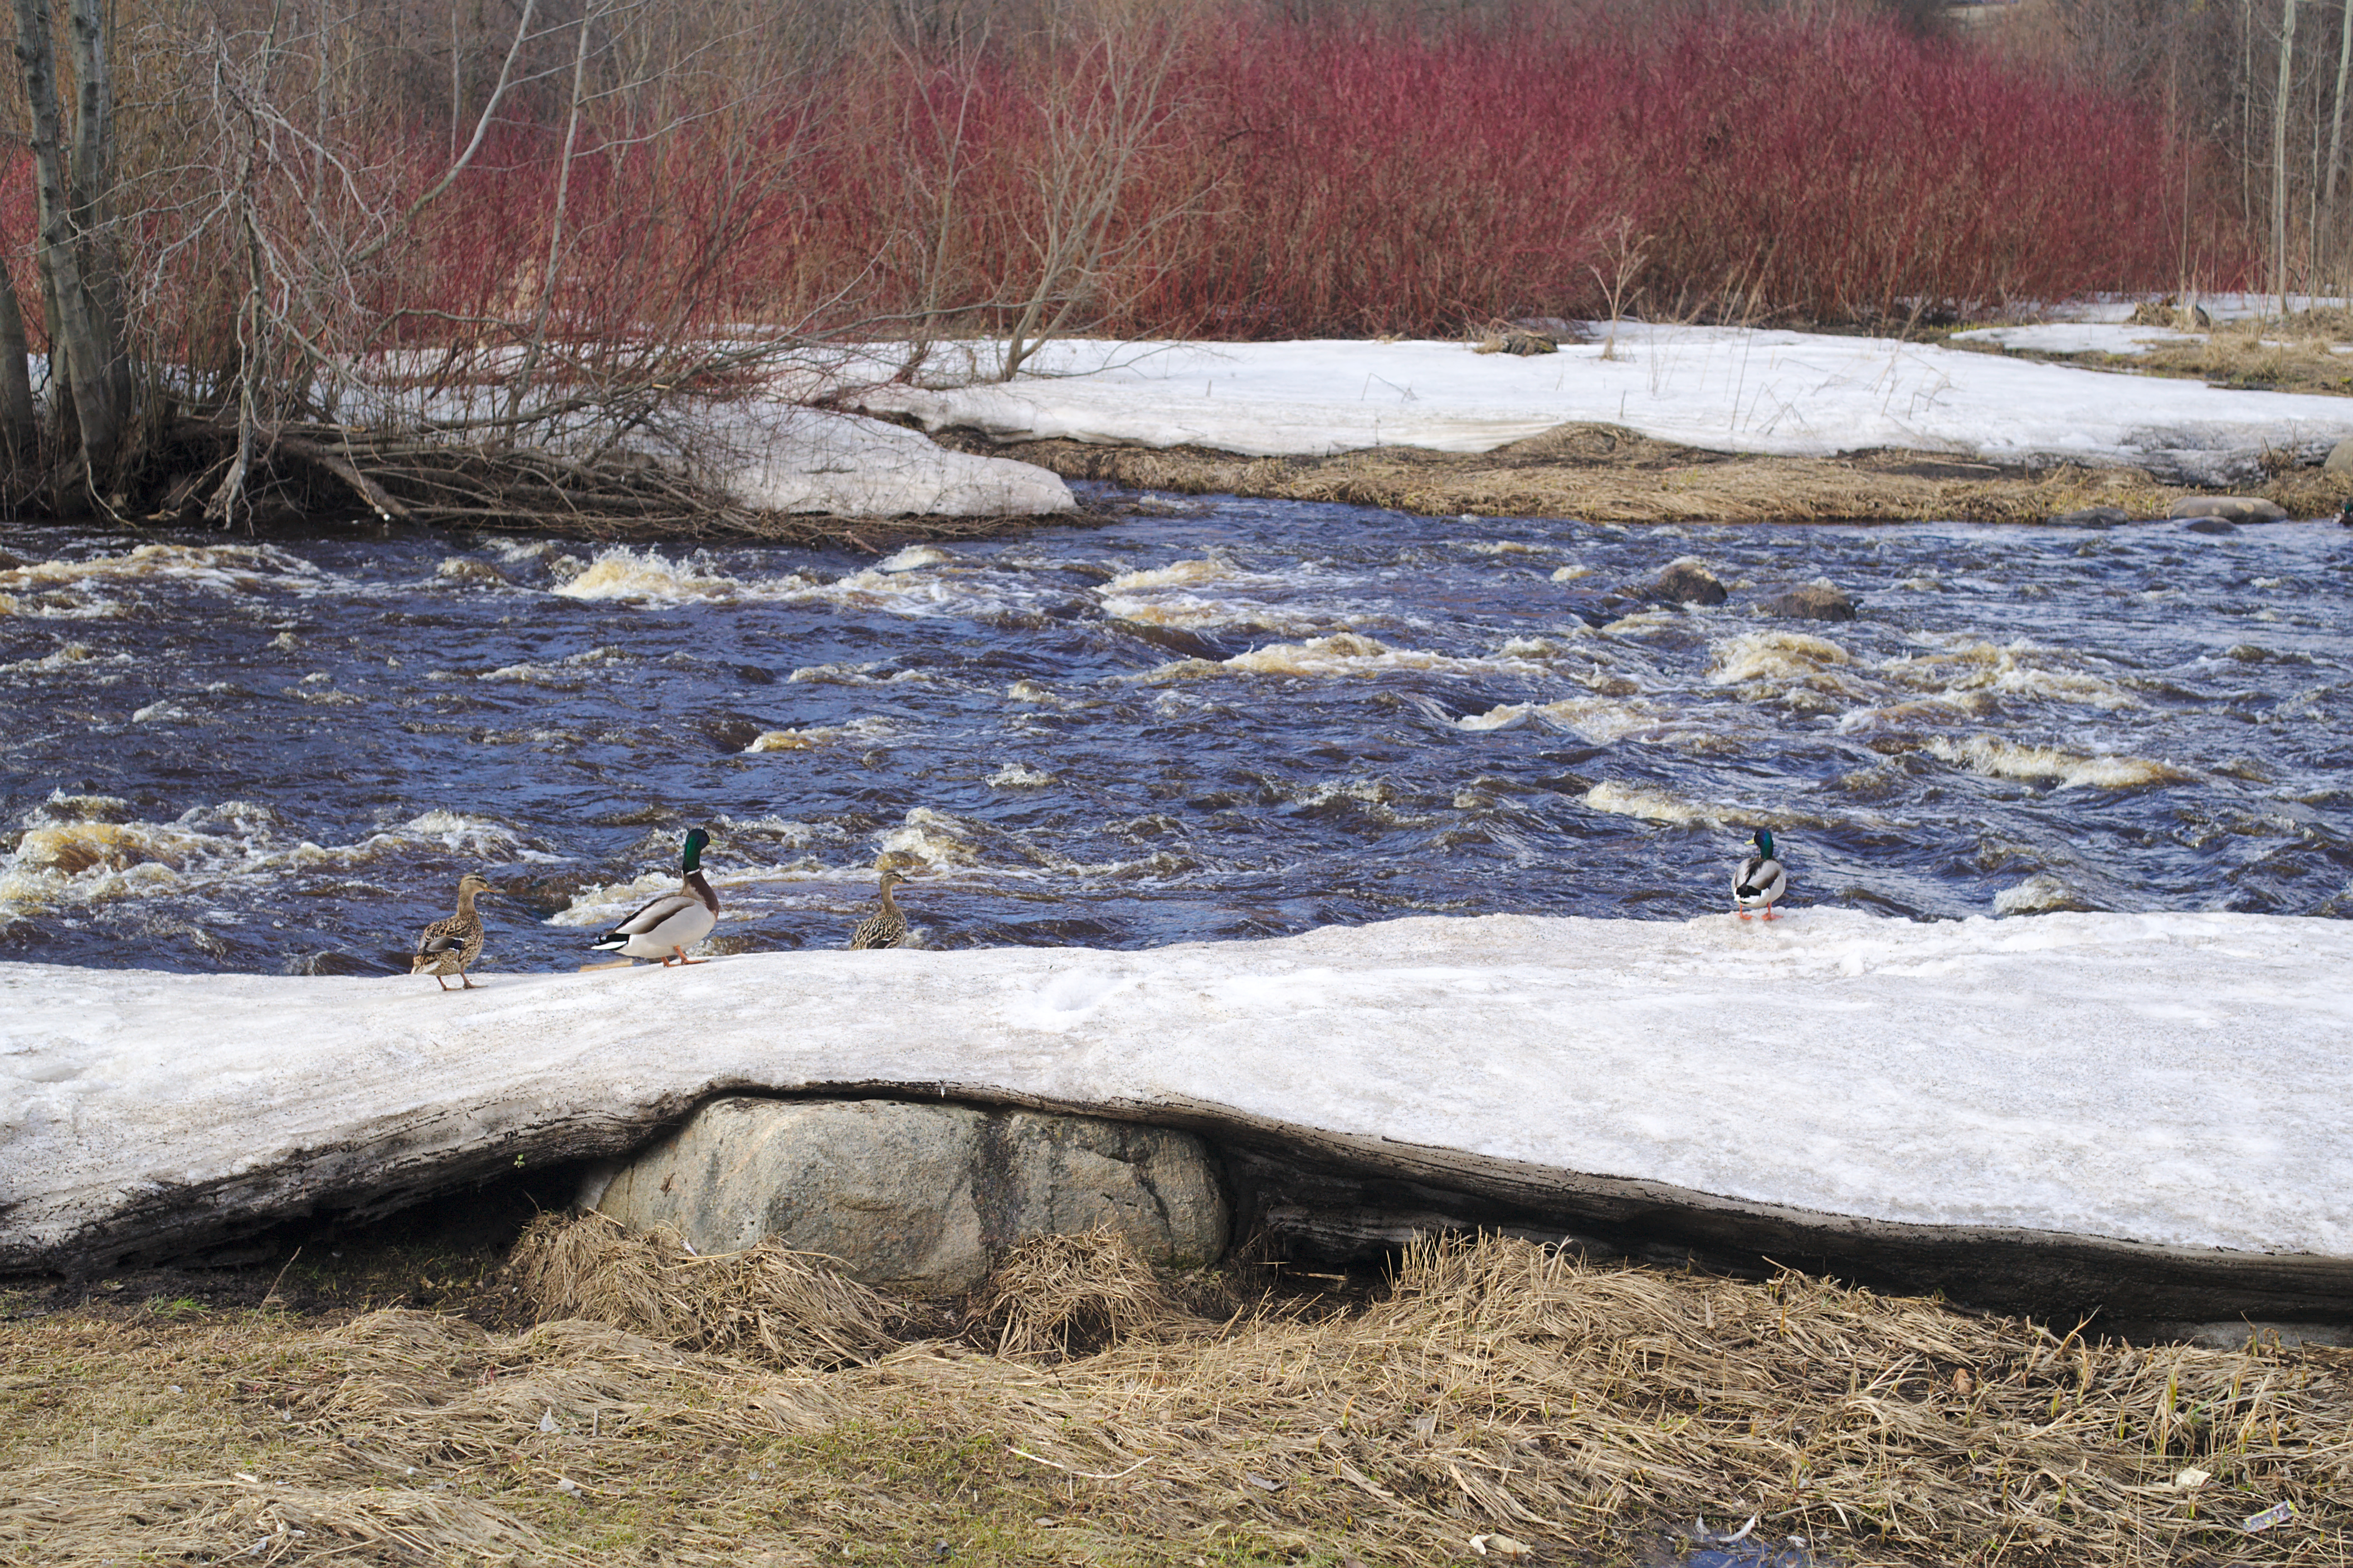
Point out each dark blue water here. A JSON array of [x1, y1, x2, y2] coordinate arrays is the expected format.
[[2, 501, 2347, 974]]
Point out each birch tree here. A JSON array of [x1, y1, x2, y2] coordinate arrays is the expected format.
[[10, 0, 133, 504]]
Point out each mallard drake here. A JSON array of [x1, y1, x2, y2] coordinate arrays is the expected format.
[[589, 828, 719, 966], [1732, 828, 1787, 920], [412, 872, 493, 989], [849, 870, 910, 950]]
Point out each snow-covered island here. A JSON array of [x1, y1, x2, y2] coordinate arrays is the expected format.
[[842, 326, 2353, 494], [7, 910, 2350, 1321]]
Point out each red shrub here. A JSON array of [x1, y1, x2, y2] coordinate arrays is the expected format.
[[0, 4, 2255, 377]]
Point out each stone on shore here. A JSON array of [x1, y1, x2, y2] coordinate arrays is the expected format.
[[2167, 495, 2287, 524], [2050, 506, 2131, 527], [592, 1098, 1228, 1295]]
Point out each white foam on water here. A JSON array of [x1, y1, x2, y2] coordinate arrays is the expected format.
[[787, 662, 932, 686], [0, 642, 129, 676], [552, 543, 1029, 617], [1882, 637, 2140, 712], [0, 800, 556, 923], [0, 543, 333, 621], [743, 717, 898, 753], [1460, 696, 1661, 743], [1708, 630, 1853, 687], [1138, 631, 1546, 682], [875, 806, 987, 871], [551, 547, 762, 602], [1929, 736, 2193, 792], [879, 545, 954, 572], [474, 647, 634, 685], [988, 763, 1057, 788], [1005, 680, 1084, 707], [1099, 594, 1317, 634], [1582, 780, 1740, 828], [1103, 557, 1237, 592]]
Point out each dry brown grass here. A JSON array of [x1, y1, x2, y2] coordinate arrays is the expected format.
[[508, 1210, 904, 1366], [1953, 304, 2353, 400], [969, 423, 2334, 526], [4, 1231, 2348, 1566], [963, 1228, 1193, 1359]]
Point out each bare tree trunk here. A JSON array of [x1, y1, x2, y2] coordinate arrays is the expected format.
[[2276, 0, 2299, 304], [2327, 0, 2353, 265], [505, 0, 599, 427], [0, 259, 36, 470], [66, 0, 129, 431], [11, 0, 129, 497]]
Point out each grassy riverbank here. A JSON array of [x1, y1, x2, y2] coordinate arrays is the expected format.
[[5, 1226, 2346, 1566], [939, 423, 2353, 527]]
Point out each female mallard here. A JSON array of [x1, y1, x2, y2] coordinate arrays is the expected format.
[[1732, 828, 1787, 920], [590, 828, 719, 966], [412, 872, 493, 989], [849, 870, 910, 950]]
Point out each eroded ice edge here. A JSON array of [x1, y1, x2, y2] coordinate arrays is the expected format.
[[3, 910, 2349, 1269]]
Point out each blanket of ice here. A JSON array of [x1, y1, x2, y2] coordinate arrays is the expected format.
[[4, 909, 2349, 1270], [713, 406, 1074, 519], [850, 331, 2353, 486]]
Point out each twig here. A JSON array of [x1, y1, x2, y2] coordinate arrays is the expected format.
[[1009, 1447, 1154, 1481], [260, 1245, 301, 1308]]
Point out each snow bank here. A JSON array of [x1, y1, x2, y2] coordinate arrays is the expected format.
[[850, 332, 2353, 485], [4, 910, 2350, 1300], [709, 407, 1074, 517], [1946, 323, 2204, 356]]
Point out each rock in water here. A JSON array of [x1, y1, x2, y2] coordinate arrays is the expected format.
[[2168, 496, 2287, 524], [1652, 556, 1727, 605], [2050, 506, 2132, 527], [594, 1098, 1229, 1293], [1761, 581, 1857, 621]]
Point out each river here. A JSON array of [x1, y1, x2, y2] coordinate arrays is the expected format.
[[3, 497, 2347, 974]]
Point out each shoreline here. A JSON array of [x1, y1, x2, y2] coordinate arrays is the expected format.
[[931, 419, 2353, 527]]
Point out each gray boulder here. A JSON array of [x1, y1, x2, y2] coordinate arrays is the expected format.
[[1761, 581, 1857, 621], [2169, 495, 2287, 524], [2051, 506, 2131, 527], [1652, 556, 1727, 605], [2324, 438, 2353, 473], [592, 1097, 1227, 1294]]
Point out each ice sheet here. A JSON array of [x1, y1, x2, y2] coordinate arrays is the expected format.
[[849, 332, 2353, 486], [3, 910, 2349, 1265]]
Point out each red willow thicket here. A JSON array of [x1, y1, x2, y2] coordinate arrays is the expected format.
[[108, 4, 2252, 367], [899, 6, 2249, 338], [0, 2, 2257, 443]]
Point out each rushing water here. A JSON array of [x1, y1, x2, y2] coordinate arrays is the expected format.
[[2, 497, 2348, 975]]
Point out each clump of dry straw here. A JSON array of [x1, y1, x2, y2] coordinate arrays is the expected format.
[[964, 1226, 1193, 1357], [507, 1209, 901, 1366]]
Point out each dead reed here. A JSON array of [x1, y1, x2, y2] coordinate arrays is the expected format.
[[978, 424, 2254, 526], [508, 1209, 903, 1367], [963, 1228, 1192, 1359], [3, 1232, 2345, 1566]]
